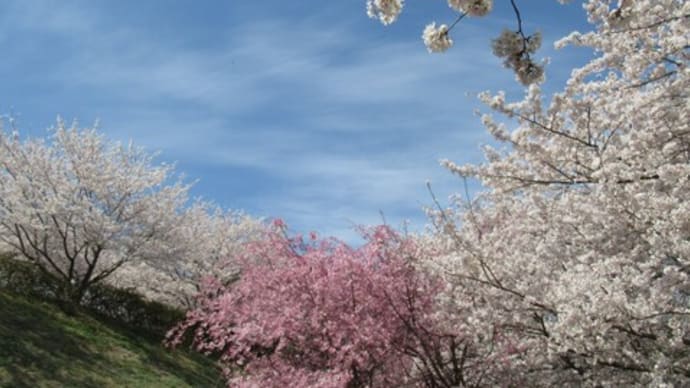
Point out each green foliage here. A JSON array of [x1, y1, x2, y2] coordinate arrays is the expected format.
[[84, 283, 185, 338], [0, 254, 183, 339], [0, 253, 62, 300], [0, 290, 222, 388]]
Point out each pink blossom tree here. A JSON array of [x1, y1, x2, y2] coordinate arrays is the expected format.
[[168, 224, 517, 387]]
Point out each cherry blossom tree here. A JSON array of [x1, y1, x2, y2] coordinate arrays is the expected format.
[[0, 119, 195, 304], [109, 204, 265, 309], [412, 0, 690, 385], [167, 223, 519, 387]]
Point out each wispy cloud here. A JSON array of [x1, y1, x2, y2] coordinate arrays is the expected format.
[[0, 0, 590, 242]]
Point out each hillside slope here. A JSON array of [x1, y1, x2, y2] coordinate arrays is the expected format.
[[0, 291, 221, 388]]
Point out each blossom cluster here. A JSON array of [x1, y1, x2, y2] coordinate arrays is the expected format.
[[366, 0, 403, 26], [422, 23, 452, 53], [491, 29, 543, 85], [447, 0, 493, 17]]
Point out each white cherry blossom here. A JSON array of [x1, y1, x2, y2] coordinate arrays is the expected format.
[[422, 23, 453, 53], [366, 0, 403, 25]]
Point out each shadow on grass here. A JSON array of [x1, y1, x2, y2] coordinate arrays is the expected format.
[[0, 291, 221, 387], [83, 305, 224, 387]]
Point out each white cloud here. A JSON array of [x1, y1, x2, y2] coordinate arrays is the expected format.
[[0, 0, 556, 241]]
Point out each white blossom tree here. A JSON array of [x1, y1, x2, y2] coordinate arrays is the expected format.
[[402, 0, 690, 385], [109, 204, 265, 309], [0, 120, 195, 304]]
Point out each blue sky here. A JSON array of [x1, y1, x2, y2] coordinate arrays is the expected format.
[[0, 0, 592, 242]]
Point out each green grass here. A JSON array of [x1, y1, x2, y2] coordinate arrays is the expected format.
[[0, 291, 223, 388]]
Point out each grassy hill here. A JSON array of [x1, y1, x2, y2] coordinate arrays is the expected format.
[[0, 290, 222, 388]]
